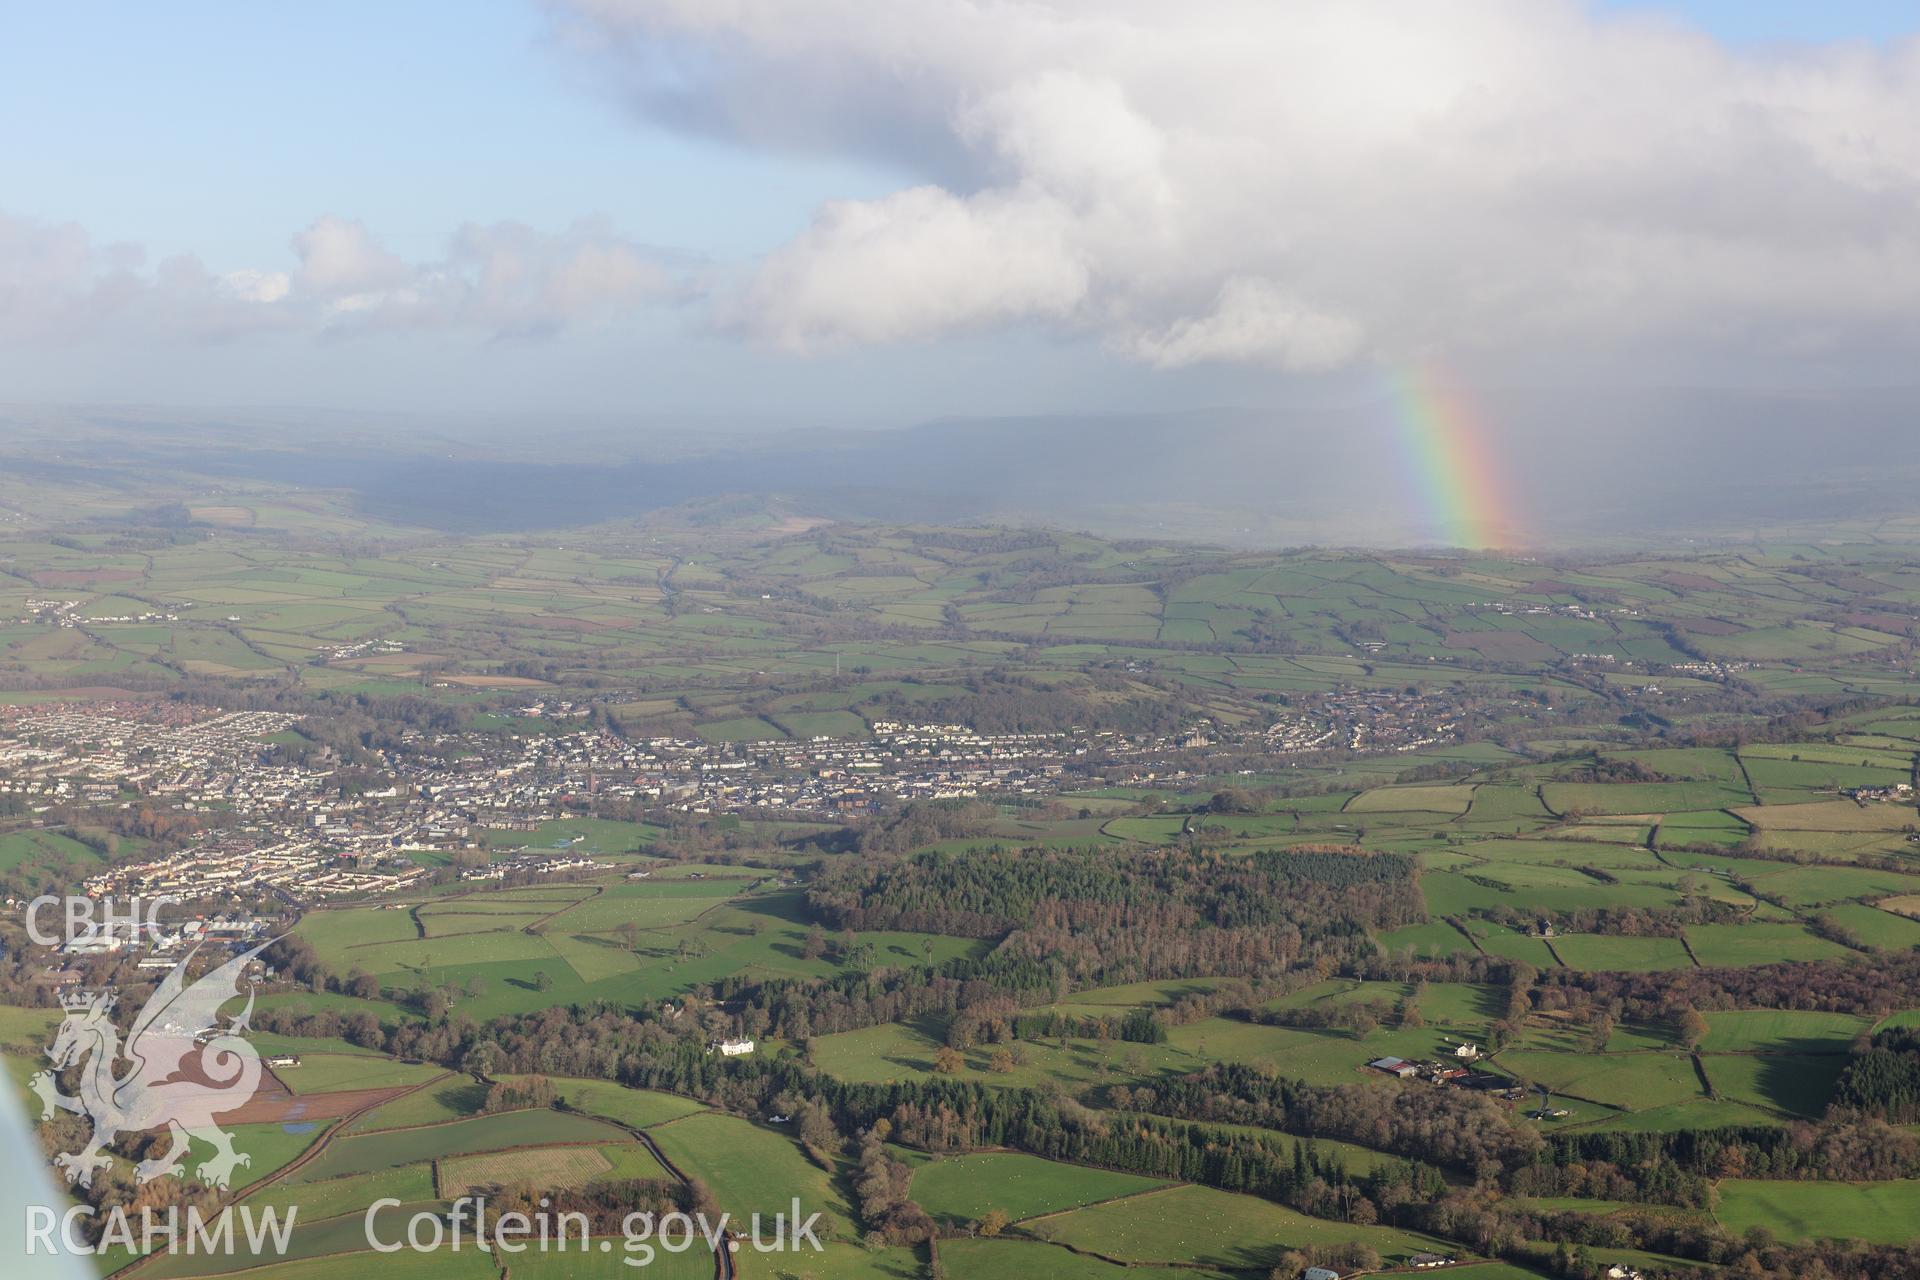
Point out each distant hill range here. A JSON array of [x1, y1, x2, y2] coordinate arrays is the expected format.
[[3, 386, 1915, 548]]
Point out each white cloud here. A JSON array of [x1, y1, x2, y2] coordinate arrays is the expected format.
[[0, 211, 690, 344], [731, 185, 1088, 348], [435, 218, 688, 338], [1128, 278, 1364, 371], [294, 216, 412, 298], [0, 215, 139, 342], [557, 0, 1920, 367], [218, 269, 293, 306]]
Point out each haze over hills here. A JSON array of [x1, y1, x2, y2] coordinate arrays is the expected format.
[[4, 387, 1917, 548]]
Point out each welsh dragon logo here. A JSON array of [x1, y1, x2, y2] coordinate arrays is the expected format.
[[31, 941, 272, 1189]]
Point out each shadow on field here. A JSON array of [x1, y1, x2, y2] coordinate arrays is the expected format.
[[1468, 985, 1506, 1021], [1745, 1043, 1848, 1117]]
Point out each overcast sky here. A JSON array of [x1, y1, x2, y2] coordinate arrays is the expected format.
[[2, 1, 1916, 424]]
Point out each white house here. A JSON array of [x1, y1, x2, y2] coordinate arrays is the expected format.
[[1453, 1043, 1480, 1060], [1304, 1268, 1342, 1280], [710, 1038, 755, 1056]]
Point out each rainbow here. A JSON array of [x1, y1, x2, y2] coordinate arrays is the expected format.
[[1385, 361, 1520, 550]]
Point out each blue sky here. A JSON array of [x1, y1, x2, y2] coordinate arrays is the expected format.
[[0, 3, 905, 267], [1, 1, 1916, 421], [1600, 0, 1918, 44]]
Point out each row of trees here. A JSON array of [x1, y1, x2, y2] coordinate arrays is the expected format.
[[1829, 1026, 1920, 1123]]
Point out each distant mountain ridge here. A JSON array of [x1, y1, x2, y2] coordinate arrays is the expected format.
[[2, 388, 1915, 548]]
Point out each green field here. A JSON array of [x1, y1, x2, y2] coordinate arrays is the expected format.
[[1543, 781, 1753, 816], [1715, 1178, 1920, 1244], [1697, 1009, 1873, 1055], [486, 1242, 721, 1279], [278, 1055, 448, 1096], [242, 1163, 437, 1224], [1496, 1051, 1704, 1111], [1685, 922, 1854, 968], [1025, 1183, 1451, 1271], [223, 1121, 335, 1184], [343, 1076, 488, 1132], [646, 1112, 858, 1242], [1821, 902, 1920, 950], [291, 1109, 630, 1182], [524, 1077, 709, 1129], [911, 1152, 1170, 1225], [1377, 920, 1481, 959], [291, 879, 987, 1022], [938, 1238, 1234, 1279], [1703, 1052, 1846, 1117], [0, 829, 103, 874], [1347, 785, 1476, 814], [164, 1248, 499, 1280], [1548, 933, 1695, 972]]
